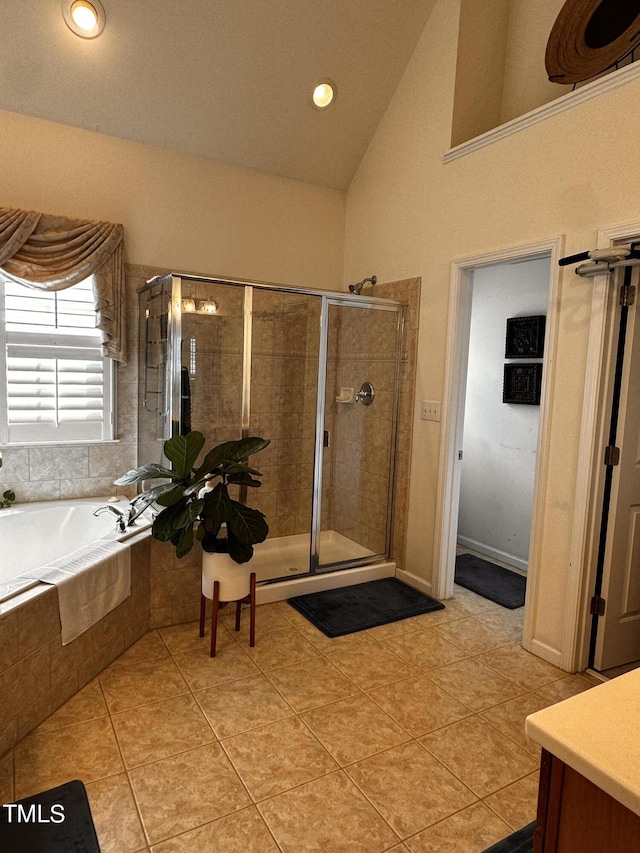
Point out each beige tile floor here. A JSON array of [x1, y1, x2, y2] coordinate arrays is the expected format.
[[5, 585, 597, 853]]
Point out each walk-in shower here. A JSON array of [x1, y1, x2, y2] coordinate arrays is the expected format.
[[138, 274, 405, 584]]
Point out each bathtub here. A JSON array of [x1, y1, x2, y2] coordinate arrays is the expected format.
[[0, 495, 153, 755], [0, 496, 151, 603]]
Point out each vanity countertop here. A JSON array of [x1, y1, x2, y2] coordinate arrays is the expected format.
[[525, 668, 640, 817]]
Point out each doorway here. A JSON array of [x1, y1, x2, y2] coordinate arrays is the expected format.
[[434, 238, 562, 654], [457, 258, 550, 578]]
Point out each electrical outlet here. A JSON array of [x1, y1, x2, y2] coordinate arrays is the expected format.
[[421, 400, 441, 421]]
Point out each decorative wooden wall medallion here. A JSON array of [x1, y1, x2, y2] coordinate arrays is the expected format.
[[505, 316, 546, 359], [546, 0, 640, 84], [503, 363, 543, 405]]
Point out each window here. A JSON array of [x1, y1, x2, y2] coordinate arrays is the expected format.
[[0, 277, 114, 444]]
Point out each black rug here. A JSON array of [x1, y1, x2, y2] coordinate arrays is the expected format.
[[288, 577, 444, 637], [481, 821, 535, 852], [455, 553, 526, 609], [0, 779, 101, 852]]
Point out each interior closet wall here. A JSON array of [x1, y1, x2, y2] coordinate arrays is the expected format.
[[457, 257, 550, 571]]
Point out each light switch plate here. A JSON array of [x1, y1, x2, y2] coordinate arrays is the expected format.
[[421, 401, 441, 421]]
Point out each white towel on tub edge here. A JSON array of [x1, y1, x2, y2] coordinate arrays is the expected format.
[[23, 540, 132, 645]]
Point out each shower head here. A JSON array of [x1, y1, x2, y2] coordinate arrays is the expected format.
[[348, 275, 377, 295]]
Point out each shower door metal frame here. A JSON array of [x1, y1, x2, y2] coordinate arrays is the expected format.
[[310, 295, 406, 575], [141, 272, 405, 580], [167, 276, 183, 438]]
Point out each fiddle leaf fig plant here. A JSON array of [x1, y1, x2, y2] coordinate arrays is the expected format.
[[115, 431, 270, 562]]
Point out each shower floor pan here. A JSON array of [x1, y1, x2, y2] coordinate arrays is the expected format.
[[252, 530, 374, 583]]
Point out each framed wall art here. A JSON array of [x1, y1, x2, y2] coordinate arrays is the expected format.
[[503, 363, 543, 405], [505, 315, 546, 359]]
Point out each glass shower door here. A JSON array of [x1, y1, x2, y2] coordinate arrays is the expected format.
[[248, 288, 321, 580], [317, 300, 402, 569], [178, 280, 244, 446], [138, 280, 172, 467]]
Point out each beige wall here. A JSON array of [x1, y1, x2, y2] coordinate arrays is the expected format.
[[0, 109, 344, 503], [452, 0, 583, 143], [451, 0, 510, 146], [500, 0, 571, 124], [0, 109, 345, 290], [344, 0, 640, 664]]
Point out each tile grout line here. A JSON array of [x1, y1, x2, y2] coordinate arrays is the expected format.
[[166, 623, 290, 853], [224, 607, 519, 843], [8, 591, 573, 850], [184, 613, 410, 846], [96, 675, 151, 851]]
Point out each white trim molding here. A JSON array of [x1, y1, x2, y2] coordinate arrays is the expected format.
[[444, 62, 640, 164]]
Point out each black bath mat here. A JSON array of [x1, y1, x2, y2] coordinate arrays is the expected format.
[[481, 821, 535, 852], [455, 553, 526, 609], [0, 779, 101, 852], [288, 577, 444, 637]]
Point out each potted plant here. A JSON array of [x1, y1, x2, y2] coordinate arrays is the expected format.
[[115, 430, 269, 601]]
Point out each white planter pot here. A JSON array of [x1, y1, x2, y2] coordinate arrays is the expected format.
[[202, 551, 251, 602]]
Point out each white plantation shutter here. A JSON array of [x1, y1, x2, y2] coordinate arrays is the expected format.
[[0, 278, 114, 443]]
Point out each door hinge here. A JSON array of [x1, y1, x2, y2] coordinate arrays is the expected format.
[[620, 284, 636, 307], [323, 430, 330, 448], [590, 595, 606, 617], [604, 445, 620, 466]]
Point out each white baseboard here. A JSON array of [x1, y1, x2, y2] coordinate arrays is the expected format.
[[256, 562, 395, 604], [525, 637, 566, 671], [457, 536, 528, 574]]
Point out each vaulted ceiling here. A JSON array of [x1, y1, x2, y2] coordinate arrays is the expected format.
[[0, 1, 437, 189]]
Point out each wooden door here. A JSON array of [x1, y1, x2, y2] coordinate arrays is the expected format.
[[595, 272, 640, 670]]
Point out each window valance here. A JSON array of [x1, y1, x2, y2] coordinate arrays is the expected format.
[[0, 207, 127, 363]]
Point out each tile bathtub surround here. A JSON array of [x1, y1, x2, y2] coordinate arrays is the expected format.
[[6, 587, 597, 851], [0, 537, 150, 757]]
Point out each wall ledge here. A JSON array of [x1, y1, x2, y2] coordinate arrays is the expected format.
[[444, 61, 640, 164]]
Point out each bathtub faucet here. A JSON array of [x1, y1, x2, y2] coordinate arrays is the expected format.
[[93, 504, 127, 533]]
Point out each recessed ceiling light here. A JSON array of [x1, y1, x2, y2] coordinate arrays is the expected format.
[[311, 80, 337, 110], [62, 0, 106, 39]]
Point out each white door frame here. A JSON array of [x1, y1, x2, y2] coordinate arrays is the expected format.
[[433, 237, 564, 655], [566, 220, 640, 672]]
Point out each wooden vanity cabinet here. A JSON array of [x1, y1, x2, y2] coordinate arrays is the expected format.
[[534, 748, 640, 852]]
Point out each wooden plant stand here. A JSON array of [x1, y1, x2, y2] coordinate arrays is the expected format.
[[199, 572, 256, 657]]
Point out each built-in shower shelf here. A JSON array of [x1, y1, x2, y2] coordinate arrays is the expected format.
[[335, 387, 354, 403]]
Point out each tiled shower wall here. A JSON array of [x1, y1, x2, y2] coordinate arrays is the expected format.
[[328, 308, 399, 556], [378, 277, 420, 570], [180, 280, 245, 451], [249, 291, 322, 539], [327, 278, 419, 569]]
